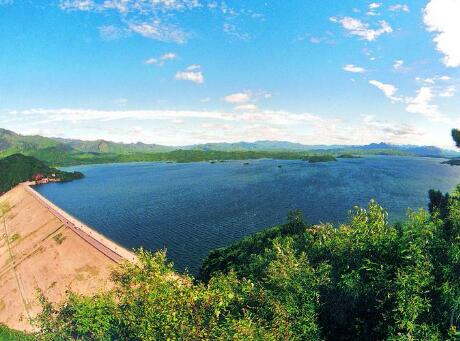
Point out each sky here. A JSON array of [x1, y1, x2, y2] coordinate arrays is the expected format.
[[0, 0, 459, 148]]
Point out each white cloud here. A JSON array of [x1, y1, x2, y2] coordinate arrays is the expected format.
[[145, 52, 177, 66], [128, 20, 188, 43], [439, 86, 456, 98], [330, 16, 392, 41], [424, 0, 460, 67], [393, 60, 404, 71], [224, 92, 251, 104], [369, 80, 401, 102], [439, 76, 451, 81], [405, 87, 442, 121], [61, 0, 201, 13], [388, 4, 410, 12], [175, 65, 204, 84], [234, 104, 258, 112], [60, 0, 94, 10], [223, 23, 250, 40], [369, 3, 381, 10], [98, 25, 125, 40], [363, 115, 425, 140], [5, 107, 452, 147], [367, 3, 381, 16], [343, 64, 366, 73], [186, 64, 200, 71]]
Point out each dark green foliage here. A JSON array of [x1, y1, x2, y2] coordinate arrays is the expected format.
[[452, 129, 460, 148], [337, 154, 361, 158], [0, 154, 83, 192], [442, 129, 460, 165], [200, 199, 460, 340], [429, 189, 449, 219]]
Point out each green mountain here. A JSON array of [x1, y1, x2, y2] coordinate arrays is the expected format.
[[0, 154, 83, 193], [53, 137, 173, 154], [189, 140, 459, 157], [0, 128, 458, 167]]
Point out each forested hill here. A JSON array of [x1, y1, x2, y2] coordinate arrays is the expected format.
[[0, 154, 83, 193], [1, 127, 458, 166]]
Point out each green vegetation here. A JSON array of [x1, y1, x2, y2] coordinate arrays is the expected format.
[[0, 324, 33, 341], [0, 154, 83, 193], [9, 233, 20, 243], [2, 127, 457, 167], [442, 129, 460, 165], [52, 233, 66, 245], [453, 129, 460, 148], [24, 130, 460, 340], [3, 130, 459, 339], [31, 196, 460, 340]]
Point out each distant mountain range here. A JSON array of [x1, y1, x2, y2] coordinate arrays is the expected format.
[[0, 128, 458, 166]]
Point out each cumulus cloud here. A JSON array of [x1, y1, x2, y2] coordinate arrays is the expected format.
[[369, 80, 401, 102], [424, 0, 460, 67], [175, 65, 204, 84], [330, 16, 392, 41], [145, 52, 177, 66], [405, 87, 442, 121], [224, 92, 251, 104], [388, 4, 410, 12], [343, 64, 366, 73]]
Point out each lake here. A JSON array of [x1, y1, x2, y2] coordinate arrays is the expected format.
[[36, 156, 460, 274]]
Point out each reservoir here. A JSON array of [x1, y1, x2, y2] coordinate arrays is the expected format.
[[36, 156, 460, 274]]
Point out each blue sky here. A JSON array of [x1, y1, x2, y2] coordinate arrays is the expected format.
[[0, 0, 459, 147]]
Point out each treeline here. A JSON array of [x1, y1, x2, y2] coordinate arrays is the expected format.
[[22, 148, 343, 166]]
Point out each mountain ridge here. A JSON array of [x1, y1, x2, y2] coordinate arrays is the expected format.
[[0, 128, 458, 166]]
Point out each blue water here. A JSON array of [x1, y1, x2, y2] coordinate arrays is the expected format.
[[35, 156, 460, 274]]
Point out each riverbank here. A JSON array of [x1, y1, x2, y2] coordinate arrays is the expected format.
[[0, 184, 135, 331]]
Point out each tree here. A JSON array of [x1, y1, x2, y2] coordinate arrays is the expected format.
[[452, 129, 460, 148]]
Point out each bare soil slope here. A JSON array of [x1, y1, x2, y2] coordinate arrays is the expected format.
[[0, 184, 132, 331]]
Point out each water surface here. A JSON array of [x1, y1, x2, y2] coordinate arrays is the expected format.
[[36, 156, 460, 274]]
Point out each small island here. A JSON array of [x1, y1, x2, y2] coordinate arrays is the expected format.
[[337, 154, 362, 159], [302, 155, 337, 163]]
